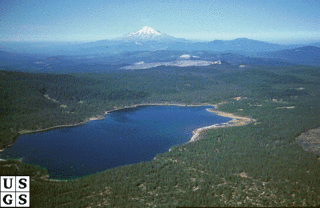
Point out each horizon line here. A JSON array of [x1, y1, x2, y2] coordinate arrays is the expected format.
[[1, 37, 319, 45]]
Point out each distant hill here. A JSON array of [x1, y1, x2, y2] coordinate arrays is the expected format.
[[261, 46, 320, 66]]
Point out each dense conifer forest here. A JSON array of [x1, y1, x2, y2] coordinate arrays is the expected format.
[[1, 64, 320, 207]]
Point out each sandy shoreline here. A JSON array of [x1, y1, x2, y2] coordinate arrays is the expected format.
[[189, 107, 256, 143], [0, 148, 5, 161]]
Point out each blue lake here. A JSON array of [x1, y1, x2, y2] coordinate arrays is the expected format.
[[0, 105, 231, 179]]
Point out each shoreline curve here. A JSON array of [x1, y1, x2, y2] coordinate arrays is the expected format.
[[189, 107, 256, 143]]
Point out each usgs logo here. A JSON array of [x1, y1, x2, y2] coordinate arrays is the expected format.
[[0, 176, 30, 207]]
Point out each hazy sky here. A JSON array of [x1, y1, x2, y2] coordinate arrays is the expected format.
[[1, 0, 319, 44]]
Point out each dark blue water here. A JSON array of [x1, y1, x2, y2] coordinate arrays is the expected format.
[[0, 105, 230, 179]]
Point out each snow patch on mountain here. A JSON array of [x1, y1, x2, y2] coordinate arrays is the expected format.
[[134, 61, 145, 65], [180, 54, 191, 59], [213, 60, 222, 64], [122, 59, 217, 70], [179, 54, 201, 59]]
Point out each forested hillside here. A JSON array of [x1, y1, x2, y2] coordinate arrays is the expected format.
[[1, 64, 320, 207]]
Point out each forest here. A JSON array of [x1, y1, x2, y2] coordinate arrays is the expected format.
[[1, 64, 320, 207]]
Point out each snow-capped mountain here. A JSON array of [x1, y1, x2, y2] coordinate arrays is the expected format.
[[117, 26, 186, 42], [128, 26, 162, 38]]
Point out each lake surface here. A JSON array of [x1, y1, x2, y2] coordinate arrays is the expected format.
[[0, 105, 231, 179]]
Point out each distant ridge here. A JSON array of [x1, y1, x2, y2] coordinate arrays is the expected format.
[[262, 46, 320, 66], [0, 27, 319, 56], [167, 38, 287, 53]]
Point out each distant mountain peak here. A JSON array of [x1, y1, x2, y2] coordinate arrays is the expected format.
[[130, 26, 162, 37], [123, 26, 163, 40], [120, 26, 181, 42]]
